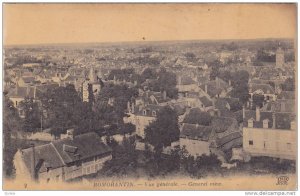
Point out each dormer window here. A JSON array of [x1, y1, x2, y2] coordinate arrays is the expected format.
[[152, 111, 156, 116], [248, 119, 254, 128], [263, 119, 269, 129]]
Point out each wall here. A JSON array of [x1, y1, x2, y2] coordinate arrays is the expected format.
[[243, 127, 296, 160], [180, 137, 210, 157]]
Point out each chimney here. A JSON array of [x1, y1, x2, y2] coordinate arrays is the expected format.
[[30, 144, 36, 180], [178, 76, 182, 85], [127, 101, 131, 113], [163, 90, 167, 100], [131, 103, 135, 114], [66, 129, 75, 140], [34, 86, 37, 99], [255, 106, 260, 121], [205, 84, 208, 93], [242, 106, 245, 119], [272, 113, 276, 129], [26, 86, 30, 96]]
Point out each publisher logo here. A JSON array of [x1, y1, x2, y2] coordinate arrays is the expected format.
[[276, 176, 289, 185]]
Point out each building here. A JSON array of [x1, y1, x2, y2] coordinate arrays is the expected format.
[[82, 66, 103, 102], [124, 103, 163, 138], [180, 123, 213, 157], [242, 106, 296, 160], [14, 131, 112, 182], [276, 47, 285, 67]]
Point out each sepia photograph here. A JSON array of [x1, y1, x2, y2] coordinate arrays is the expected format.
[[2, 3, 297, 191]]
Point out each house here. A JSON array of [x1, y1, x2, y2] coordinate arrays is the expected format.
[[242, 106, 296, 160], [17, 76, 36, 87], [14, 131, 112, 182], [176, 75, 200, 96], [249, 83, 276, 104], [124, 104, 163, 138], [199, 77, 231, 99], [180, 123, 213, 157]]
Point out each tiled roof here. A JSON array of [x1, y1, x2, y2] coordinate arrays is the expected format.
[[21, 143, 65, 173], [183, 108, 211, 125], [180, 123, 212, 141], [21, 132, 112, 174], [179, 76, 197, 85], [51, 132, 112, 164], [211, 117, 237, 133], [216, 132, 242, 148], [199, 96, 213, 107], [7, 86, 35, 98], [277, 91, 295, 100], [243, 109, 294, 130]]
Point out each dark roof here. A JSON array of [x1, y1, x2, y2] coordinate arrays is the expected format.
[[261, 100, 295, 113], [180, 123, 212, 141], [21, 143, 64, 173], [133, 104, 163, 117], [243, 109, 294, 130], [21, 76, 35, 83], [211, 117, 237, 133], [216, 132, 242, 148], [183, 108, 211, 125], [179, 76, 197, 85], [7, 86, 35, 98], [199, 96, 213, 107], [277, 91, 295, 100], [51, 132, 112, 164]]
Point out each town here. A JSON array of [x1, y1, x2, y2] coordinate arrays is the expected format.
[[3, 39, 296, 183]]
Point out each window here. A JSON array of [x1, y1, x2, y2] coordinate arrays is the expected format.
[[249, 140, 253, 146], [87, 167, 90, 174], [248, 119, 254, 128], [263, 141, 267, 149], [143, 110, 147, 115], [56, 175, 60, 181], [15, 101, 18, 106], [47, 178, 50, 183], [287, 143, 291, 150]]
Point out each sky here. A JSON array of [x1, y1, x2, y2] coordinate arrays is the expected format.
[[3, 3, 297, 46]]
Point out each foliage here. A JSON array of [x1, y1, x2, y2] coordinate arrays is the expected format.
[[3, 96, 23, 177], [100, 136, 138, 177], [19, 98, 41, 132], [230, 70, 250, 104], [145, 106, 180, 152]]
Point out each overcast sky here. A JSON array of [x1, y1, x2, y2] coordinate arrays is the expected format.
[[3, 3, 297, 46]]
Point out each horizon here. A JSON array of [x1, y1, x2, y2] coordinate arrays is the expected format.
[[3, 37, 295, 48], [3, 4, 296, 46]]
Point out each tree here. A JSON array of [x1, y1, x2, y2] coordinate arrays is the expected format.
[[153, 68, 178, 99], [3, 95, 23, 177], [19, 98, 41, 132], [209, 60, 221, 80], [231, 70, 250, 104], [145, 106, 180, 152], [100, 136, 138, 177]]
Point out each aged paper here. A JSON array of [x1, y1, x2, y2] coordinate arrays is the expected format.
[[2, 3, 297, 191]]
